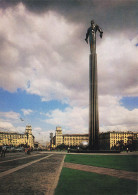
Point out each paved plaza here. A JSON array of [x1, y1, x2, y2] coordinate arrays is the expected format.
[[0, 152, 65, 195]]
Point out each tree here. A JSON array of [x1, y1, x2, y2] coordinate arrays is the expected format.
[[56, 143, 68, 150]]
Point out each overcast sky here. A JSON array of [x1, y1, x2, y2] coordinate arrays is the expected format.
[[0, 0, 138, 144]]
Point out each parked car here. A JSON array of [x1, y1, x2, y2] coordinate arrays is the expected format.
[[5, 146, 11, 153], [10, 147, 15, 152], [15, 147, 24, 152], [5, 146, 15, 153]]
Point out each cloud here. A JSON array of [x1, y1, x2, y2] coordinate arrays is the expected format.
[[46, 106, 88, 133], [0, 4, 137, 108], [99, 96, 138, 131], [98, 35, 138, 96], [0, 111, 26, 133], [0, 121, 16, 132], [45, 95, 138, 133], [0, 121, 15, 129], [0, 3, 137, 137], [16, 126, 25, 133], [0, 111, 20, 120], [1, 0, 137, 34], [33, 127, 42, 132], [21, 109, 33, 115]]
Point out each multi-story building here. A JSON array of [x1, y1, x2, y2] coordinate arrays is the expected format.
[[63, 134, 89, 146], [0, 125, 35, 148], [55, 127, 63, 146], [51, 127, 138, 150], [51, 127, 89, 147], [99, 131, 138, 150]]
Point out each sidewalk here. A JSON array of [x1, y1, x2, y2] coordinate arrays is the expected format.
[[64, 162, 138, 181]]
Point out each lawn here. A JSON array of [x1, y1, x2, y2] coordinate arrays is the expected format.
[[55, 168, 137, 195], [65, 154, 138, 172]]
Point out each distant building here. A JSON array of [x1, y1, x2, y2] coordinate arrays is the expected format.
[[51, 127, 138, 150], [34, 141, 39, 149], [51, 127, 89, 147], [34, 141, 47, 150], [99, 131, 138, 150], [0, 125, 35, 148], [50, 133, 54, 148], [46, 141, 50, 149]]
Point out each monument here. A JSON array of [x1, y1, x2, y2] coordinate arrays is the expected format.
[[85, 20, 103, 150]]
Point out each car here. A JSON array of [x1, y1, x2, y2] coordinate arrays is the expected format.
[[4, 146, 15, 153], [5, 146, 11, 153], [15, 147, 24, 152]]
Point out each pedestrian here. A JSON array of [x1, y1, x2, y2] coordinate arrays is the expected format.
[[126, 148, 129, 153], [1, 145, 6, 157], [67, 147, 70, 153], [25, 148, 28, 154], [27, 147, 31, 155], [0, 145, 2, 156]]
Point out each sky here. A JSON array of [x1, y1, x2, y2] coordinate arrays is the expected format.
[[0, 0, 138, 144]]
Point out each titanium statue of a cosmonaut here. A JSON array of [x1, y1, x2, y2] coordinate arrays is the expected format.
[[85, 20, 103, 53]]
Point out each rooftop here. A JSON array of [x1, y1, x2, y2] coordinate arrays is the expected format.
[[63, 134, 88, 136]]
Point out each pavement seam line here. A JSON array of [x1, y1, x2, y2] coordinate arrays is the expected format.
[[47, 155, 66, 195], [0, 153, 44, 164], [0, 154, 53, 178], [63, 162, 138, 181]]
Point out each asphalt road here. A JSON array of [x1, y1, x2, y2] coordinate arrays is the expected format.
[[0, 152, 65, 195]]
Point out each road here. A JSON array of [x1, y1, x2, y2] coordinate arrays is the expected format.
[[0, 152, 65, 195]]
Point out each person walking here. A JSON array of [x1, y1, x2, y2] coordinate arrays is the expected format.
[[0, 145, 2, 156], [1, 145, 6, 157], [67, 147, 70, 153]]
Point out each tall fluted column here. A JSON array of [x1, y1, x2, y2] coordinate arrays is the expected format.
[[85, 20, 103, 150], [89, 52, 99, 150]]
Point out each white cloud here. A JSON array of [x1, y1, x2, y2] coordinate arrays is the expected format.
[[16, 126, 25, 133], [21, 109, 33, 115], [0, 4, 137, 108], [46, 107, 88, 133], [0, 121, 16, 132], [98, 35, 138, 96], [33, 127, 42, 132], [99, 96, 138, 131], [0, 111, 20, 120], [45, 95, 138, 134]]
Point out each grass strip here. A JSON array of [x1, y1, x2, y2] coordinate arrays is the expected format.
[[55, 167, 137, 195], [65, 154, 138, 172]]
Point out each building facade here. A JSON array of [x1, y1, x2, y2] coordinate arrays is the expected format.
[[51, 127, 89, 147], [51, 127, 138, 150], [0, 125, 35, 148], [99, 131, 138, 150]]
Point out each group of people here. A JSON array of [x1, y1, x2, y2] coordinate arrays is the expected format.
[[0, 145, 33, 157], [0, 145, 7, 157], [25, 147, 31, 155]]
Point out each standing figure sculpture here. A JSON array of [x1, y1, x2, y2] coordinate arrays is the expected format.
[[85, 20, 103, 53], [85, 20, 103, 150]]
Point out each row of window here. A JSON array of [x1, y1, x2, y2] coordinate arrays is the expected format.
[[63, 137, 88, 138], [0, 136, 25, 139], [64, 138, 88, 141]]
